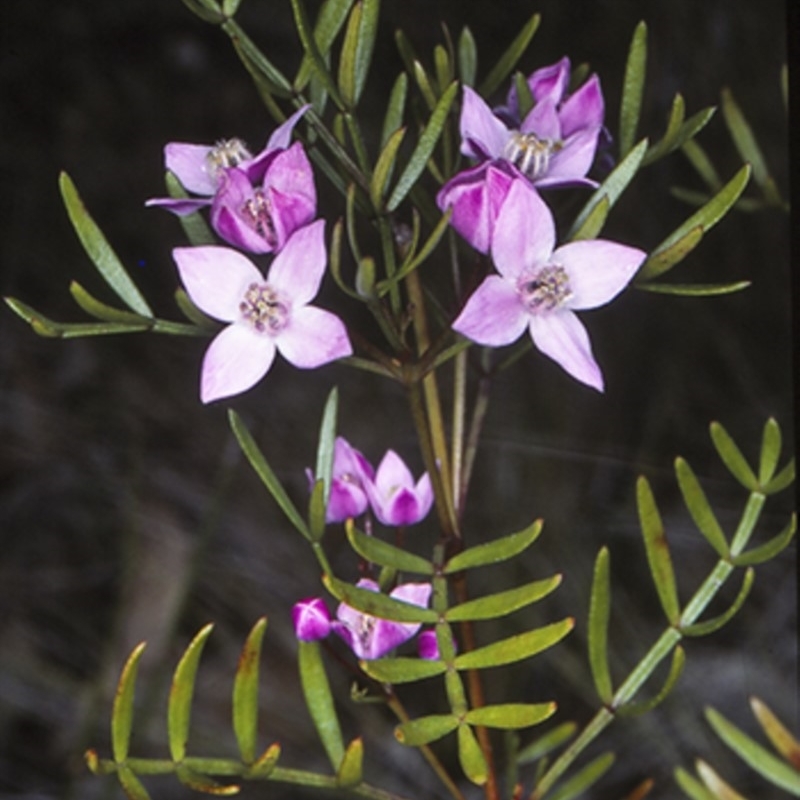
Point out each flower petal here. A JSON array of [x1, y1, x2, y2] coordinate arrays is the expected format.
[[390, 582, 433, 608], [527, 56, 571, 104], [559, 74, 604, 137], [327, 479, 369, 522], [276, 305, 352, 368], [145, 196, 212, 216], [554, 240, 645, 309], [521, 97, 562, 142], [460, 86, 510, 160], [200, 323, 277, 403], [536, 127, 601, 186], [265, 105, 310, 152], [173, 245, 261, 321], [453, 275, 528, 347], [374, 450, 415, 494], [491, 180, 555, 278], [528, 309, 603, 391], [211, 169, 274, 254], [267, 219, 327, 304], [292, 597, 331, 641], [164, 143, 217, 195]]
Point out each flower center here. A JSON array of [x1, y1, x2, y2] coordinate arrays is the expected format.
[[356, 615, 377, 650], [239, 283, 290, 334], [206, 138, 252, 178], [503, 131, 562, 180], [518, 264, 572, 312], [241, 189, 278, 247]]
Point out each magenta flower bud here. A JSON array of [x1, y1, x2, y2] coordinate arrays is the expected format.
[[292, 597, 331, 642], [363, 450, 434, 527], [318, 437, 375, 523], [417, 630, 440, 660]]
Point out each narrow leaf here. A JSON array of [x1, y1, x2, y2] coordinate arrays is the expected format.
[[59, 172, 153, 316], [290, 0, 344, 109], [635, 226, 703, 282], [681, 139, 722, 191], [674, 766, 718, 800], [112, 642, 147, 763], [681, 569, 753, 636], [617, 646, 685, 716], [395, 714, 458, 746], [352, 0, 379, 105], [457, 26, 477, 87], [412, 59, 437, 111], [453, 618, 574, 670], [249, 742, 281, 777], [232, 617, 267, 764], [445, 575, 562, 622], [370, 126, 406, 209], [228, 410, 311, 540], [337, 1, 363, 107], [434, 45, 452, 95], [69, 282, 150, 325], [637, 281, 750, 297], [323, 575, 437, 623], [569, 195, 609, 241], [387, 80, 458, 212], [223, 20, 293, 97], [730, 515, 796, 566], [706, 706, 800, 795], [517, 722, 577, 765], [458, 724, 488, 786], [308, 478, 327, 542], [638, 165, 751, 280], [444, 519, 543, 573], [298, 640, 344, 769], [477, 13, 541, 98], [567, 138, 648, 240], [695, 760, 748, 800], [642, 92, 685, 165], [588, 547, 613, 704], [619, 21, 647, 158], [750, 697, 800, 766], [176, 765, 240, 796], [547, 752, 616, 800], [346, 524, 434, 575], [764, 459, 795, 494], [314, 387, 339, 509], [336, 738, 364, 787], [360, 656, 446, 684], [637, 477, 681, 624], [168, 623, 214, 763], [295, 0, 355, 91], [381, 72, 408, 146], [118, 766, 153, 800], [464, 703, 556, 730], [758, 418, 782, 486], [675, 458, 729, 558], [709, 421, 759, 491], [165, 172, 216, 245]]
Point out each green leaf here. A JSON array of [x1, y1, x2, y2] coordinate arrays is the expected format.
[[412, 60, 437, 111], [337, 2, 362, 107], [638, 165, 751, 280], [445, 575, 561, 622], [112, 642, 147, 763], [567, 138, 648, 240], [336, 738, 364, 787], [646, 106, 716, 167], [176, 765, 240, 795], [546, 752, 616, 800], [619, 21, 647, 158], [164, 172, 216, 245], [444, 519, 543, 573], [587, 547, 613, 704], [308, 478, 327, 542], [60, 172, 153, 317], [512, 71, 535, 120], [458, 723, 488, 786], [477, 13, 541, 98], [222, 19, 293, 97], [69, 282, 150, 325], [295, 0, 355, 92], [117, 766, 152, 800], [314, 387, 339, 508], [517, 721, 577, 765], [323, 575, 438, 623], [681, 569, 753, 636], [709, 421, 759, 491], [675, 458, 729, 558], [758, 418, 782, 486], [453, 618, 574, 670], [730, 515, 796, 567], [346, 524, 434, 575], [706, 706, 800, 795], [174, 288, 217, 329], [457, 27, 477, 87], [370, 126, 406, 208], [387, 80, 458, 212], [763, 459, 795, 494], [434, 45, 452, 95], [168, 623, 214, 762], [642, 92, 685, 164], [232, 617, 267, 764], [228, 410, 311, 540], [635, 226, 704, 283], [637, 477, 681, 624], [381, 72, 408, 146], [569, 195, 609, 241], [395, 714, 459, 746], [681, 138, 723, 192], [328, 218, 361, 300], [464, 703, 556, 730], [249, 742, 281, 777], [695, 760, 748, 800], [674, 766, 718, 800], [618, 646, 685, 716], [181, 0, 225, 25], [393, 29, 418, 82], [222, 0, 243, 15], [290, 0, 344, 109], [360, 656, 446, 684], [637, 281, 750, 297], [750, 697, 800, 765], [298, 640, 344, 769]]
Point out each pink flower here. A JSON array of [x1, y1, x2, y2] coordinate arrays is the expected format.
[[173, 220, 352, 403], [147, 107, 316, 254], [332, 579, 432, 660], [364, 450, 434, 527], [292, 597, 331, 642], [452, 179, 645, 392]]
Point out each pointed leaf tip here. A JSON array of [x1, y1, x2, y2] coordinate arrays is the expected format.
[[112, 641, 148, 764]]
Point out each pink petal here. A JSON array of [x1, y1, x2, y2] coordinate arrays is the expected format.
[[460, 86, 510, 159], [452, 275, 528, 347], [265, 105, 310, 152], [211, 170, 274, 254], [292, 597, 331, 641], [327, 479, 369, 522], [380, 488, 422, 526], [559, 74, 605, 137], [267, 186, 318, 253], [417, 630, 440, 660], [375, 450, 415, 494], [173, 246, 261, 321], [200, 323, 277, 403], [268, 219, 327, 304], [554, 240, 645, 310], [390, 582, 433, 608], [491, 180, 555, 278], [145, 196, 212, 216], [543, 127, 601, 184], [528, 310, 603, 391], [363, 619, 420, 659], [527, 57, 571, 104], [521, 97, 562, 141], [164, 143, 216, 195], [276, 305, 352, 368]]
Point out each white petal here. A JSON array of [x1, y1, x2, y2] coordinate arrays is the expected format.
[[268, 220, 327, 305], [276, 305, 352, 368], [453, 276, 528, 347]]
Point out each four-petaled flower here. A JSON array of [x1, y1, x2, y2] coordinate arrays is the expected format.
[[452, 180, 645, 392], [173, 219, 352, 403], [147, 107, 315, 254], [292, 597, 332, 642], [332, 579, 432, 660], [363, 450, 434, 526]]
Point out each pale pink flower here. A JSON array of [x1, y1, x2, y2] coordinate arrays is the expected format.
[[364, 450, 434, 526]]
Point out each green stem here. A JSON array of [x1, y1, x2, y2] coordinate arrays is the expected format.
[[459, 351, 492, 513]]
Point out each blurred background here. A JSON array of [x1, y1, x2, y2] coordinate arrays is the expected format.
[[1, 1, 793, 798]]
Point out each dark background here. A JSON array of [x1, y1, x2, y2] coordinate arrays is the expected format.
[[0, 1, 793, 798]]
